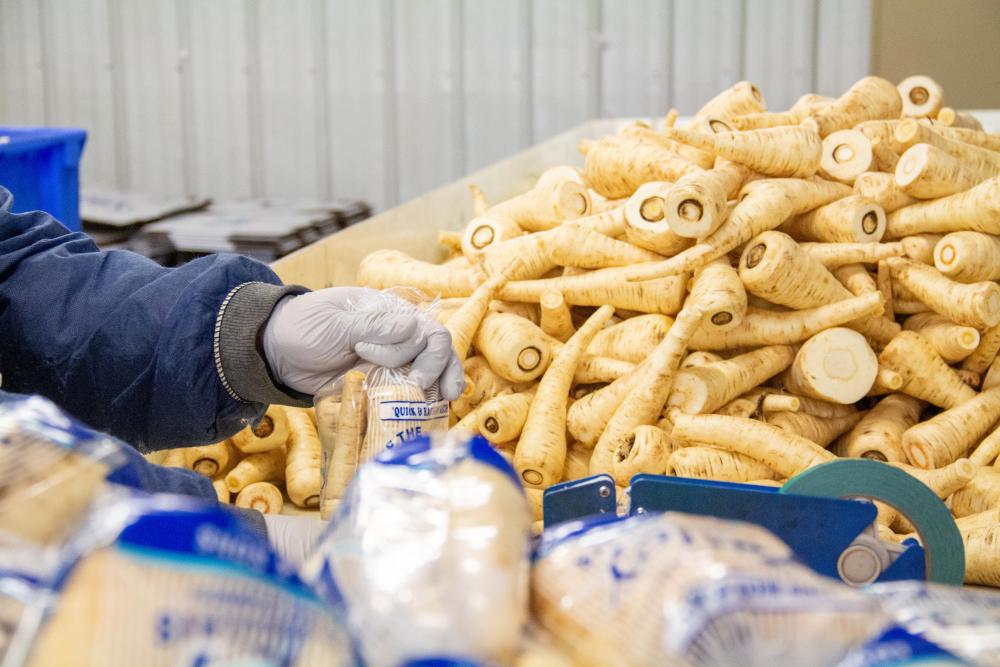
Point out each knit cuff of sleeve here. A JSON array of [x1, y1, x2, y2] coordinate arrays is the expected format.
[[214, 281, 312, 406]]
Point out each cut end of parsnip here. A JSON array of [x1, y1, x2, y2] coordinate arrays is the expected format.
[[894, 143, 932, 188], [898, 75, 944, 118], [820, 130, 873, 183], [787, 328, 878, 404]]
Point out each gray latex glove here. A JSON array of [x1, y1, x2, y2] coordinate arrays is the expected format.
[[261, 514, 328, 568], [261, 286, 465, 399]]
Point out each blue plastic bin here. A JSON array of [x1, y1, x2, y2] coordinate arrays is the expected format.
[[0, 126, 87, 231]]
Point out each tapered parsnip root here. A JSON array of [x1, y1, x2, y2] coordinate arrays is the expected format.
[[232, 405, 289, 454], [667, 446, 778, 483], [235, 481, 284, 515], [783, 195, 886, 244], [802, 242, 904, 268], [671, 413, 835, 478], [538, 290, 575, 342], [820, 130, 875, 184], [474, 312, 553, 383], [319, 371, 366, 519], [183, 441, 231, 478], [662, 125, 822, 178], [489, 177, 590, 231], [695, 80, 766, 120], [611, 425, 676, 486], [469, 183, 490, 216], [438, 230, 463, 256], [547, 222, 663, 268], [687, 259, 747, 331], [225, 446, 286, 494], [581, 134, 703, 199], [767, 410, 862, 448], [661, 159, 750, 238], [853, 172, 918, 216], [687, 292, 885, 351], [893, 118, 1000, 174], [933, 231, 1000, 283], [668, 345, 795, 414], [212, 479, 230, 503], [886, 256, 1000, 329], [971, 425, 1000, 467], [903, 387, 1000, 469], [781, 328, 878, 404], [284, 407, 322, 509], [500, 266, 687, 314], [516, 306, 614, 488], [476, 390, 535, 445], [932, 125, 1000, 152], [834, 264, 878, 296], [937, 107, 984, 131], [884, 177, 1000, 238], [964, 324, 1000, 376], [621, 122, 716, 169], [447, 271, 513, 361], [903, 312, 980, 363], [951, 467, 1000, 518], [802, 76, 902, 137], [358, 249, 482, 297], [573, 355, 634, 384], [895, 143, 997, 199], [901, 233, 944, 264], [879, 331, 975, 409], [838, 394, 922, 462], [961, 522, 1000, 586], [898, 75, 944, 118], [620, 182, 694, 256], [587, 314, 672, 363]]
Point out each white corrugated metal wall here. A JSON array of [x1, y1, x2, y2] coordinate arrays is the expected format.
[[0, 0, 871, 212]]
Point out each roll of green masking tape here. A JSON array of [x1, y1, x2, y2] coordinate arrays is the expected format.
[[781, 459, 965, 585]]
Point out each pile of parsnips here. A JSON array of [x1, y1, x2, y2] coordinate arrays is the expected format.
[[357, 75, 1000, 586]]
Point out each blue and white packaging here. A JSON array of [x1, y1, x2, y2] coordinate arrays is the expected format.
[[836, 627, 969, 667]]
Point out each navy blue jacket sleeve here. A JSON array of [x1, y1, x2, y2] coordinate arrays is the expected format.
[[0, 187, 304, 450]]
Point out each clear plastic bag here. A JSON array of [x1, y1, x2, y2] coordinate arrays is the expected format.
[[865, 581, 1000, 665], [532, 512, 889, 667], [301, 431, 532, 667]]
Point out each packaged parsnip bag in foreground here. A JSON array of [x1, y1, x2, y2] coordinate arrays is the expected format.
[[532, 512, 890, 667], [315, 288, 450, 519], [302, 431, 532, 667]]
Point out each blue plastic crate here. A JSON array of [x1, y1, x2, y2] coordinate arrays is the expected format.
[[0, 126, 87, 231]]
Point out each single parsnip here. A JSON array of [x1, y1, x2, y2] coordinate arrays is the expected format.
[[686, 292, 885, 351], [547, 221, 663, 268], [225, 445, 286, 494], [625, 177, 852, 281], [623, 122, 717, 170], [488, 176, 590, 231], [694, 80, 766, 120], [901, 233, 944, 264], [580, 134, 703, 199], [878, 331, 976, 409], [476, 232, 557, 281], [667, 345, 796, 414], [819, 130, 875, 183], [232, 405, 289, 454], [853, 120, 904, 172], [872, 420, 939, 478], [931, 125, 1000, 152], [476, 390, 536, 445], [801, 76, 902, 137], [573, 355, 635, 385], [971, 424, 1000, 466], [212, 479, 229, 504], [284, 407, 322, 509], [538, 290, 575, 342], [446, 271, 513, 361], [891, 276, 931, 314], [964, 323, 1000, 375], [235, 481, 284, 515], [895, 143, 998, 199], [766, 410, 862, 448], [781, 327, 878, 404], [782, 195, 886, 244], [611, 425, 676, 486], [319, 370, 366, 519], [474, 312, 553, 383], [884, 176, 1000, 238], [620, 182, 695, 256], [803, 242, 904, 268], [469, 183, 490, 216], [461, 215, 523, 260], [866, 366, 905, 398], [738, 231, 900, 345], [661, 159, 750, 238], [933, 231, 1000, 283], [903, 312, 981, 363], [686, 258, 747, 331], [886, 256, 1000, 329], [893, 119, 1000, 174], [587, 313, 672, 363], [562, 441, 594, 482], [590, 307, 703, 475], [515, 306, 614, 488], [960, 522, 1000, 586], [357, 249, 483, 297], [891, 458, 976, 502], [937, 107, 984, 130], [667, 446, 778, 483], [951, 467, 1000, 518], [454, 356, 518, 418], [183, 440, 231, 478], [680, 351, 724, 368], [438, 230, 463, 256], [499, 266, 687, 315], [853, 172, 919, 214], [670, 413, 836, 478], [898, 75, 944, 118], [902, 387, 1000, 469], [834, 264, 878, 296], [662, 125, 822, 178]]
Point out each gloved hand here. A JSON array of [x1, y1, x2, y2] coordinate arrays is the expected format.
[[261, 514, 329, 568], [261, 286, 465, 399]]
